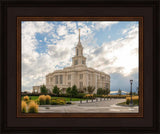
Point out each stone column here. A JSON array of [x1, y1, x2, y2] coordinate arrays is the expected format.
[[92, 73, 97, 93], [83, 71, 88, 88], [71, 72, 76, 87]]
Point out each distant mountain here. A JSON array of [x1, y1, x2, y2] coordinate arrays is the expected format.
[[110, 90, 129, 95]]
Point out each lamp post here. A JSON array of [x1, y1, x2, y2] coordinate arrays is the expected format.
[[130, 80, 133, 105]]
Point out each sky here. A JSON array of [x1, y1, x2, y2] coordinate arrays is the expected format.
[[21, 21, 139, 93]]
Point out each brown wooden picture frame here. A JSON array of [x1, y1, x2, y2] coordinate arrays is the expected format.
[[1, 0, 159, 133], [17, 16, 143, 118]]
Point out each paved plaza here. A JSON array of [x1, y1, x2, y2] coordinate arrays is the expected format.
[[38, 98, 139, 113]]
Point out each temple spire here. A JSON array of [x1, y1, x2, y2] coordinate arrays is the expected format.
[[79, 29, 80, 42]]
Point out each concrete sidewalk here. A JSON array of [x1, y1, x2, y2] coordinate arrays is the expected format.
[[38, 99, 139, 113]]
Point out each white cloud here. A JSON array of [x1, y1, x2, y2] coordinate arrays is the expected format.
[[86, 24, 139, 76], [94, 21, 119, 30], [21, 21, 138, 92], [57, 25, 68, 36]]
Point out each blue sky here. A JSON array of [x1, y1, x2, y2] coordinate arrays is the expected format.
[[21, 21, 139, 93]]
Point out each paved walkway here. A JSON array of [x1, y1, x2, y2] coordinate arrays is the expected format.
[[38, 99, 138, 113]]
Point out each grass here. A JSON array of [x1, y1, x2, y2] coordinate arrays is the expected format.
[[21, 96, 86, 101], [117, 101, 139, 106]]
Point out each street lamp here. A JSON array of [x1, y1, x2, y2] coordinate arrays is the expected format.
[[130, 80, 133, 105]]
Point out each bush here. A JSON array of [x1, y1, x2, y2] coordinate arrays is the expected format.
[[28, 101, 38, 113], [51, 99, 66, 105], [21, 101, 27, 113], [35, 99, 40, 105], [23, 96, 29, 101], [45, 95, 51, 104], [66, 102, 72, 104], [39, 95, 46, 105], [51, 100, 58, 105], [57, 99, 66, 105], [74, 93, 86, 98], [84, 94, 95, 99], [126, 96, 139, 105]]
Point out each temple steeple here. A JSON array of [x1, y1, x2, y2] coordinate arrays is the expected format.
[[72, 29, 86, 66], [76, 29, 83, 56]]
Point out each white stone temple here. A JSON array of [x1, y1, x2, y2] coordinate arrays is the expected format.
[[33, 29, 110, 94]]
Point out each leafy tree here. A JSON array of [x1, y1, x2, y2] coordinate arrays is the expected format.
[[83, 87, 87, 93], [40, 84, 48, 94], [97, 88, 103, 95], [66, 87, 71, 94], [105, 88, 110, 96], [71, 85, 78, 97], [66, 87, 72, 101], [118, 89, 122, 96], [52, 85, 60, 96], [87, 86, 95, 94]]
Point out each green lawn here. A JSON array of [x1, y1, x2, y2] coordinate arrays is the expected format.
[[117, 101, 139, 106], [21, 96, 86, 101]]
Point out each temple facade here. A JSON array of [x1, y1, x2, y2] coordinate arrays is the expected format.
[[33, 29, 110, 94]]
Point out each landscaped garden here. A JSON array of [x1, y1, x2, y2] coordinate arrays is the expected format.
[[117, 96, 139, 106], [21, 85, 139, 113]]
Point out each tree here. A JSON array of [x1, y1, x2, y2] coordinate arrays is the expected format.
[[118, 89, 122, 96], [97, 88, 103, 95], [105, 88, 110, 96], [87, 86, 95, 94], [66, 87, 72, 94], [71, 85, 78, 97], [52, 85, 60, 96], [66, 87, 72, 101], [40, 84, 48, 94]]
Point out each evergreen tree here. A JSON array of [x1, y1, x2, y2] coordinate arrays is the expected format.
[[71, 85, 78, 97], [40, 84, 48, 94], [52, 85, 60, 96]]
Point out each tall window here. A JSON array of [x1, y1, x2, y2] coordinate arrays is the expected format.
[[68, 82, 71, 87], [68, 74, 71, 80], [60, 75, 63, 84], [80, 82, 83, 89], [82, 60, 85, 64], [75, 60, 78, 65], [80, 74, 83, 79], [55, 75, 58, 84]]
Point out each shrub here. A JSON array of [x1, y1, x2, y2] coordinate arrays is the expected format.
[[21, 101, 27, 113], [84, 94, 95, 99], [74, 93, 86, 98], [126, 96, 139, 105], [51, 99, 66, 105], [39, 95, 46, 105], [56, 99, 66, 105], [51, 100, 58, 105], [35, 99, 40, 105], [23, 96, 29, 101], [28, 101, 38, 113], [66, 102, 72, 104], [45, 95, 51, 104]]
